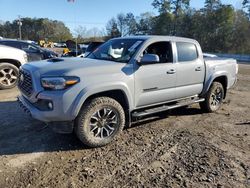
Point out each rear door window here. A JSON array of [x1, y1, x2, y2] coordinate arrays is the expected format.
[[176, 42, 198, 62]]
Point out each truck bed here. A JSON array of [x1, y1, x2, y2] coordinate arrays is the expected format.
[[204, 57, 238, 90]]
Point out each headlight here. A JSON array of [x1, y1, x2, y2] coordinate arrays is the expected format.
[[41, 77, 80, 90]]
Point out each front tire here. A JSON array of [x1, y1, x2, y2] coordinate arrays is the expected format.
[[0, 63, 19, 90], [75, 97, 125, 147], [200, 82, 224, 113]]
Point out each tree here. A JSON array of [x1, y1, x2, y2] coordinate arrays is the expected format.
[[151, 13, 174, 35], [137, 12, 154, 35], [116, 13, 127, 36], [106, 18, 121, 38], [230, 10, 250, 54], [86, 27, 103, 38], [243, 0, 250, 18], [204, 0, 222, 11], [152, 0, 171, 14], [75, 26, 87, 40], [125, 13, 138, 35], [199, 2, 235, 53], [152, 0, 190, 15], [152, 0, 190, 35], [104, 1, 250, 54], [106, 13, 139, 37], [0, 17, 72, 42]]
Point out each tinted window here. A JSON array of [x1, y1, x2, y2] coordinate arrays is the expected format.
[[88, 39, 144, 63], [21, 43, 39, 53], [176, 42, 198, 62], [143, 42, 173, 63], [86, 42, 103, 53]]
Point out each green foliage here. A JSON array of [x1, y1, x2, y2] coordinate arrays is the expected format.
[[229, 10, 250, 54], [0, 17, 72, 42], [106, 12, 155, 37], [151, 13, 174, 35], [152, 0, 190, 35], [243, 0, 250, 18], [199, 4, 235, 53], [152, 0, 190, 15], [204, 0, 222, 11], [106, 0, 250, 54], [137, 12, 154, 35], [106, 18, 121, 38]]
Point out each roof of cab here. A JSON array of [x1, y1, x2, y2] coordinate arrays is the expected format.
[[113, 35, 198, 44]]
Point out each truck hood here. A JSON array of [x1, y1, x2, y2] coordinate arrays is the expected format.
[[22, 57, 126, 76]]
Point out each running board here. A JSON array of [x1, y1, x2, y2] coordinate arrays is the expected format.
[[132, 98, 205, 118]]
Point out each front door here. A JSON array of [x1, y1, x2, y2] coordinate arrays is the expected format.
[[134, 41, 177, 108]]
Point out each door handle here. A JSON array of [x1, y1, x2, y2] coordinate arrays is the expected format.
[[167, 69, 176, 74], [195, 67, 202, 71]]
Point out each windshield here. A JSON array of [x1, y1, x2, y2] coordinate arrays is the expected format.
[[88, 38, 144, 63]]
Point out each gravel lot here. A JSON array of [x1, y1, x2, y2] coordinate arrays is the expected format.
[[0, 64, 249, 188]]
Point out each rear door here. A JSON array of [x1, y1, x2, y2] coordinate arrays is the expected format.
[[174, 42, 205, 99]]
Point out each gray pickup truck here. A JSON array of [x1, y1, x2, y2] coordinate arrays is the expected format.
[[18, 36, 238, 147]]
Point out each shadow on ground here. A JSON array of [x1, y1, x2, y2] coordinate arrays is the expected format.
[[0, 100, 87, 156], [0, 101, 204, 156]]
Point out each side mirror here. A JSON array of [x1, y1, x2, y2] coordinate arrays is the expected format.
[[139, 54, 160, 65]]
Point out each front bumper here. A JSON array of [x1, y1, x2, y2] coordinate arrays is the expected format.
[[17, 93, 76, 123], [18, 95, 75, 133]]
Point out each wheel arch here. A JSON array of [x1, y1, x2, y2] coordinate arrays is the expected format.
[[0, 59, 22, 68], [201, 74, 228, 99], [83, 90, 130, 113], [213, 76, 228, 99], [72, 87, 132, 127]]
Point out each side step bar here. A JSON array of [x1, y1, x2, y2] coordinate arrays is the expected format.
[[132, 98, 205, 118]]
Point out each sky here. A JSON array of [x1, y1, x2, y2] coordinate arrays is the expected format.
[[0, 0, 243, 33]]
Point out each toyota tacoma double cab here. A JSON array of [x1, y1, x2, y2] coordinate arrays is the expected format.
[[18, 36, 238, 147], [0, 45, 28, 89]]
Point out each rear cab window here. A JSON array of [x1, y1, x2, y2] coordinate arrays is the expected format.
[[176, 42, 198, 62]]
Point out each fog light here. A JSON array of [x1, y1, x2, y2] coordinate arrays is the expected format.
[[48, 102, 53, 110]]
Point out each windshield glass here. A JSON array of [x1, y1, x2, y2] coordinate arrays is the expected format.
[[88, 38, 144, 63]]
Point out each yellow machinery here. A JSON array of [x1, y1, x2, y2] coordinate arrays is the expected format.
[[39, 40, 54, 48]]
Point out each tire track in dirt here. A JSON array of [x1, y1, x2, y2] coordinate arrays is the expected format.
[[93, 121, 192, 187]]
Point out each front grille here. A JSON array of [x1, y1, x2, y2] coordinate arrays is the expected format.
[[17, 97, 31, 116], [18, 69, 33, 97]]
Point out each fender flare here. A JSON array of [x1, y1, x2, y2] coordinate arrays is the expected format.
[[71, 82, 133, 118], [201, 71, 228, 97]]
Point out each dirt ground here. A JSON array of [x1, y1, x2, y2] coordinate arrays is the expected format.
[[0, 64, 249, 188]]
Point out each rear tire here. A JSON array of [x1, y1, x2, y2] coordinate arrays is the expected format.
[[75, 97, 125, 147], [200, 82, 224, 113], [0, 63, 19, 90]]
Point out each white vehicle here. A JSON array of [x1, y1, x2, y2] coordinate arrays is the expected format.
[[0, 45, 28, 89], [203, 53, 218, 58]]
